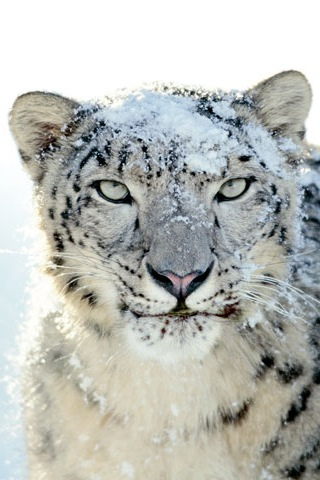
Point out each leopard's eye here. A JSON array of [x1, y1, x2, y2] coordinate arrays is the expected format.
[[216, 178, 251, 202], [95, 180, 131, 204]]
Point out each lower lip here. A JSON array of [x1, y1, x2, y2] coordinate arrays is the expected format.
[[130, 303, 240, 320]]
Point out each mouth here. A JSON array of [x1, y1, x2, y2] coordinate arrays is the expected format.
[[128, 302, 240, 320]]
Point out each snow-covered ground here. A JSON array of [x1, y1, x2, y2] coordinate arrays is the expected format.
[[1, 0, 320, 478], [0, 154, 31, 479]]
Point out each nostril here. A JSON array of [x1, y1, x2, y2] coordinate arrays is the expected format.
[[146, 264, 175, 291], [186, 262, 213, 297]]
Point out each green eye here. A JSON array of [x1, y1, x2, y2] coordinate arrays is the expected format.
[[217, 178, 251, 201], [96, 180, 131, 204]]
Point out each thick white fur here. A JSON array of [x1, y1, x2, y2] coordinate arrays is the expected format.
[[10, 71, 319, 480]]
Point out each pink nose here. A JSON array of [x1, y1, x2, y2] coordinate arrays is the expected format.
[[147, 263, 213, 300], [164, 271, 200, 299]]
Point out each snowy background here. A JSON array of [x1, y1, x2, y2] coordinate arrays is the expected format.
[[1, 0, 320, 478]]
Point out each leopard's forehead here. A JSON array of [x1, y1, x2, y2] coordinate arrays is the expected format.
[[73, 88, 299, 178]]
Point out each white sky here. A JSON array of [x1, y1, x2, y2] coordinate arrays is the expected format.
[[0, 0, 319, 477]]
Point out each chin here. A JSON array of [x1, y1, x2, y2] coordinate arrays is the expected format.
[[123, 310, 223, 363]]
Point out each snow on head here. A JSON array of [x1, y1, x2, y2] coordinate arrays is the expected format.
[[95, 89, 233, 175], [94, 85, 297, 176]]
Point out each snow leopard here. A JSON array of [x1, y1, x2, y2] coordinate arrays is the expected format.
[[10, 71, 320, 480]]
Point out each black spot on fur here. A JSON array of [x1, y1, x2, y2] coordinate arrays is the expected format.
[[96, 151, 107, 167], [299, 435, 320, 463], [66, 277, 79, 293], [134, 219, 140, 231], [61, 209, 70, 220], [201, 415, 216, 433], [220, 400, 251, 425], [313, 368, 320, 384], [268, 224, 279, 238], [238, 155, 251, 162], [51, 185, 58, 198], [270, 184, 277, 196], [35, 429, 56, 460], [140, 142, 150, 160], [66, 197, 73, 209], [68, 234, 75, 244], [167, 143, 179, 168], [93, 120, 106, 133], [85, 321, 109, 338], [279, 226, 287, 244], [283, 464, 306, 478], [79, 147, 101, 170], [262, 436, 280, 455], [81, 292, 98, 306], [80, 132, 95, 145], [118, 145, 130, 172], [51, 256, 64, 266], [274, 199, 282, 215], [256, 354, 275, 379], [80, 195, 92, 208], [104, 140, 112, 157], [48, 208, 55, 220], [53, 232, 64, 251], [283, 387, 311, 424], [277, 363, 304, 384]]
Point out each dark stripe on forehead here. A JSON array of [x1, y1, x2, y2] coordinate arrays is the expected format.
[[74, 116, 105, 148], [104, 140, 112, 157], [79, 147, 98, 169], [118, 145, 130, 172], [79, 147, 106, 169], [167, 141, 180, 169], [136, 138, 150, 160]]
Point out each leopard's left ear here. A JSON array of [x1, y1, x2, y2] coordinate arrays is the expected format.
[[10, 91, 79, 181], [249, 71, 312, 140]]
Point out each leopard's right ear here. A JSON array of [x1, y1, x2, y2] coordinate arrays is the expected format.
[[10, 92, 79, 181]]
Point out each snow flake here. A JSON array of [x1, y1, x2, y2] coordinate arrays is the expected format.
[[92, 392, 108, 415], [247, 309, 264, 328], [170, 403, 180, 417], [69, 352, 82, 369], [260, 469, 274, 480], [120, 461, 135, 478], [78, 374, 93, 392]]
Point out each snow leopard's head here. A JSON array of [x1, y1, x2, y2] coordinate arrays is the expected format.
[[10, 71, 312, 362]]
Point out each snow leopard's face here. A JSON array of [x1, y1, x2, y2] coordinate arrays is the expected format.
[[10, 72, 311, 362]]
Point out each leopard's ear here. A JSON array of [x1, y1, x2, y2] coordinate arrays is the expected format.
[[248, 71, 312, 141], [10, 92, 79, 181]]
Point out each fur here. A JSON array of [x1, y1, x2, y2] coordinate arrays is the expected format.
[[10, 71, 320, 479]]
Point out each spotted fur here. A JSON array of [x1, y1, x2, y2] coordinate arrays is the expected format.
[[10, 71, 320, 479]]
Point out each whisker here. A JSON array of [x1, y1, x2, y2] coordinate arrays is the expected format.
[[251, 274, 320, 308], [239, 289, 294, 319]]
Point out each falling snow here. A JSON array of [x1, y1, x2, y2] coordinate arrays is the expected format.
[[120, 462, 135, 479]]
